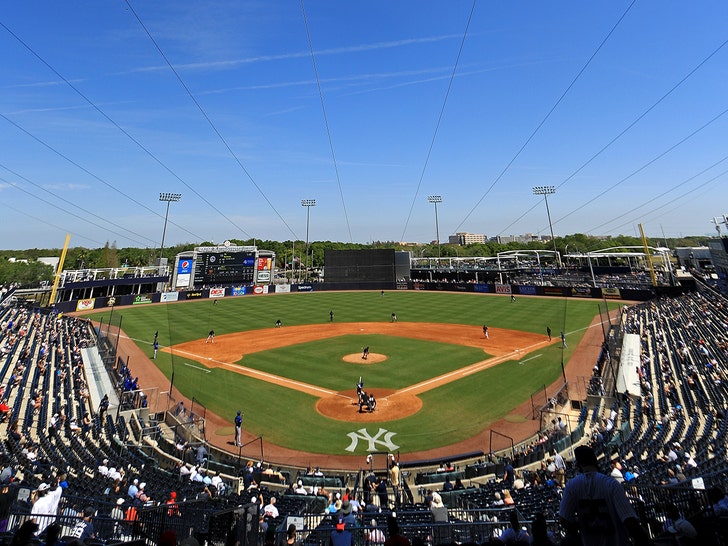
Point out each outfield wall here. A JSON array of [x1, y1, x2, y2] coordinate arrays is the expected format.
[[54, 281, 655, 313]]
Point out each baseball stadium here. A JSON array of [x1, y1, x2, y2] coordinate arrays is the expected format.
[[2, 242, 728, 545], [3, 2, 728, 545]]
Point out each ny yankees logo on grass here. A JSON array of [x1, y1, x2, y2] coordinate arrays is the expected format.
[[345, 427, 399, 452]]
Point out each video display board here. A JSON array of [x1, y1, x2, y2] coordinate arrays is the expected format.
[[193, 251, 256, 285], [324, 249, 395, 284]]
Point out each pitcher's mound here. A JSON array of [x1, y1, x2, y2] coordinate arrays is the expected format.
[[342, 353, 387, 364], [316, 388, 421, 422]]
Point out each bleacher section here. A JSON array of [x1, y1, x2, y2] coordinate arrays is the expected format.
[[1, 290, 728, 544]]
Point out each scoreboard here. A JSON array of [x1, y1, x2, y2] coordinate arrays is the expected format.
[[193, 251, 256, 285]]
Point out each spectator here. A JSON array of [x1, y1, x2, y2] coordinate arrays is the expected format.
[[383, 516, 410, 546], [365, 519, 385, 546], [68, 506, 95, 542], [660, 504, 697, 542], [330, 515, 353, 546], [559, 446, 650, 546]]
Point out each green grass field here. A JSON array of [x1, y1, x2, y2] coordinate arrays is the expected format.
[[88, 291, 602, 455]]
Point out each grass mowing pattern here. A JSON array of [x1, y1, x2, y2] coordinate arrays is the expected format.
[[238, 335, 491, 391], [88, 291, 601, 454]]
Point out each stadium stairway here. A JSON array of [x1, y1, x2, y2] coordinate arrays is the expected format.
[[81, 346, 119, 415]]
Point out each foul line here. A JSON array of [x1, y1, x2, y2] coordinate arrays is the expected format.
[[519, 354, 543, 365], [129, 318, 609, 401], [183, 362, 211, 373]]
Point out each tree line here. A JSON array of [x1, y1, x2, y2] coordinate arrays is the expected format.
[[0, 233, 710, 287]]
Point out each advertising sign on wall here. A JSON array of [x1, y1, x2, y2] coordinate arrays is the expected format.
[[495, 284, 512, 294], [176, 258, 193, 287], [161, 292, 179, 302], [518, 285, 537, 295], [256, 271, 270, 282], [76, 299, 95, 311], [602, 287, 622, 299], [231, 286, 247, 296], [572, 287, 592, 298], [210, 288, 225, 298], [544, 287, 564, 296], [276, 284, 291, 293], [132, 295, 153, 305]]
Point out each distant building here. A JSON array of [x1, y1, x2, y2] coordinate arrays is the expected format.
[[707, 238, 728, 280], [675, 247, 713, 272], [448, 232, 487, 245], [494, 234, 542, 244], [39, 257, 60, 270]]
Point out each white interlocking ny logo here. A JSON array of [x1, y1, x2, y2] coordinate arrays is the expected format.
[[345, 428, 399, 453]]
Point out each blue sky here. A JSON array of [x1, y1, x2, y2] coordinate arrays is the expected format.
[[1, 1, 727, 250]]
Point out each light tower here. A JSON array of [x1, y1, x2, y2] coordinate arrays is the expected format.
[[427, 195, 442, 261], [159, 192, 181, 271], [532, 186, 560, 267], [301, 199, 316, 281]]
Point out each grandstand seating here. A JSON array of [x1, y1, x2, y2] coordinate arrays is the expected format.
[[1, 289, 728, 544]]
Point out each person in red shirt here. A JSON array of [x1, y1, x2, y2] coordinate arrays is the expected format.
[[166, 491, 180, 517]]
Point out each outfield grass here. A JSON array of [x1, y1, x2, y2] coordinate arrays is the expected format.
[[87, 291, 602, 455]]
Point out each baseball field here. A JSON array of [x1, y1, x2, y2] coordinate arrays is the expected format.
[[87, 291, 602, 458]]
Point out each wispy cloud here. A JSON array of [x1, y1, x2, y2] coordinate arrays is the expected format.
[[2, 104, 93, 116], [125, 34, 461, 74], [42, 183, 91, 191], [6, 78, 85, 89], [341, 59, 563, 96], [197, 66, 456, 96], [2, 100, 136, 117]]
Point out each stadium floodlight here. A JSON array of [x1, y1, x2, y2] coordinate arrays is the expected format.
[[427, 195, 443, 261], [301, 199, 316, 282], [159, 193, 182, 271], [532, 186, 561, 267]]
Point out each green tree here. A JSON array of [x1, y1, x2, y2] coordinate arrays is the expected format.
[[100, 242, 116, 268], [0, 258, 54, 287]]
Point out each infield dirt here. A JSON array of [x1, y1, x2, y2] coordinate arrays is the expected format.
[[116, 318, 605, 468]]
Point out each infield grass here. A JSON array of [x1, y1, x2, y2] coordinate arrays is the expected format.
[[238, 335, 491, 391]]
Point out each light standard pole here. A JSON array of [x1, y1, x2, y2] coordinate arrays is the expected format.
[[427, 195, 442, 263], [533, 186, 561, 267], [159, 192, 181, 273], [301, 199, 316, 282]]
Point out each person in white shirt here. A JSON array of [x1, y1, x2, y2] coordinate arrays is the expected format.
[[31, 481, 63, 535], [263, 497, 279, 518], [610, 460, 624, 483], [98, 459, 109, 476], [365, 519, 385, 545], [211, 472, 224, 492]]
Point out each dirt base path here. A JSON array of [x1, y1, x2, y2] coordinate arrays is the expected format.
[[114, 319, 608, 469], [166, 322, 550, 421]]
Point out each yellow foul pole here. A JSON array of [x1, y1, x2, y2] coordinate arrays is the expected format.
[[638, 223, 657, 287], [49, 234, 71, 305]]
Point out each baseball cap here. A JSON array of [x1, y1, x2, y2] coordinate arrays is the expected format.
[[37, 483, 50, 492], [335, 515, 345, 530]]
